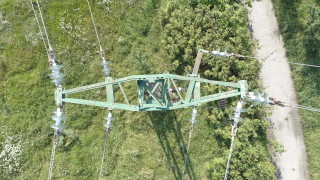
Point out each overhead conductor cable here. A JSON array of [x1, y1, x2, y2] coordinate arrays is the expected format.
[[31, 1, 66, 179], [30, 0, 48, 55], [86, 0, 111, 77], [85, 1, 114, 179], [181, 107, 198, 180], [35, 0, 51, 47], [99, 110, 115, 180], [228, 51, 320, 68], [224, 101, 246, 180], [201, 48, 320, 68]]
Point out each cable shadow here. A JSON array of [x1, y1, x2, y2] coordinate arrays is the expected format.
[[148, 110, 196, 180]]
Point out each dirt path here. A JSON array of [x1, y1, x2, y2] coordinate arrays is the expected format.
[[248, 0, 309, 179]]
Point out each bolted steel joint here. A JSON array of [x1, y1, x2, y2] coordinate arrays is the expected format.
[[54, 86, 63, 107]]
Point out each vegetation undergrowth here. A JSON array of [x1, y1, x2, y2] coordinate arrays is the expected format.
[[0, 0, 276, 179], [272, 0, 320, 178]]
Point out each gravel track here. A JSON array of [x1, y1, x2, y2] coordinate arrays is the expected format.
[[248, 1, 309, 179]]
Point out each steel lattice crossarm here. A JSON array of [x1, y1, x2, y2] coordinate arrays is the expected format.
[[55, 73, 248, 111]]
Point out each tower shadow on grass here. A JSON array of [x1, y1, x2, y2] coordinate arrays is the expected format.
[[148, 111, 196, 180]]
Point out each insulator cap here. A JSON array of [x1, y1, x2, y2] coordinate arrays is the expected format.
[[50, 108, 66, 131], [51, 114, 67, 122], [50, 124, 66, 131], [248, 90, 269, 107], [104, 111, 115, 128], [49, 64, 64, 71], [229, 116, 244, 124], [49, 64, 65, 86], [230, 101, 246, 124], [101, 61, 111, 76], [189, 107, 199, 124], [211, 49, 228, 57], [232, 107, 247, 113], [104, 116, 116, 122]]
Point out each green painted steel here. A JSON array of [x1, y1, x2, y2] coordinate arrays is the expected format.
[[105, 77, 114, 104], [58, 73, 247, 111], [56, 50, 249, 111], [54, 87, 63, 107], [61, 90, 240, 111], [118, 82, 129, 105], [62, 74, 240, 95], [170, 78, 184, 103]]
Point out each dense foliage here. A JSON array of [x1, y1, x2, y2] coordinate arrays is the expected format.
[[162, 3, 275, 178], [0, 0, 276, 179], [272, 0, 320, 178]]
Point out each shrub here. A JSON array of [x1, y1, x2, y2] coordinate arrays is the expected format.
[[0, 128, 24, 179]]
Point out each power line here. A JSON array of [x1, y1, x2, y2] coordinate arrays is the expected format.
[[86, 0, 111, 77], [266, 59, 320, 68], [200, 54, 214, 64], [269, 97, 320, 113], [181, 107, 198, 180], [286, 103, 320, 113], [30, 0, 49, 56], [35, 0, 52, 48], [224, 125, 237, 180], [86, 0, 102, 49], [48, 131, 59, 180], [98, 127, 111, 180], [230, 53, 320, 68], [98, 110, 114, 180], [203, 49, 320, 68], [30, 3, 61, 179], [181, 123, 194, 180]]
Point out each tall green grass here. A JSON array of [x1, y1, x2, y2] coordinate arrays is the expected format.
[[272, 0, 320, 178]]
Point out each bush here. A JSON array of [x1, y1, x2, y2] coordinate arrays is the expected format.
[[0, 128, 24, 179], [161, 3, 275, 179], [304, 5, 320, 56]]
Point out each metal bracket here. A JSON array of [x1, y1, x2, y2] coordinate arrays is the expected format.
[[54, 86, 63, 107]]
